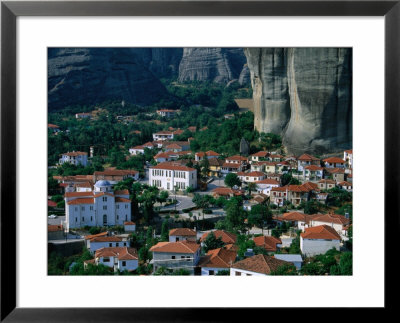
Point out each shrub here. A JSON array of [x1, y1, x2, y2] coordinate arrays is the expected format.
[[203, 209, 213, 214]]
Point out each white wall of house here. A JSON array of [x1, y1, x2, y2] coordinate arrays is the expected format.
[[256, 183, 279, 196], [124, 224, 136, 232], [201, 267, 229, 276], [117, 259, 138, 272], [129, 148, 144, 155], [149, 168, 197, 191], [310, 221, 343, 233], [169, 235, 196, 242], [300, 237, 340, 256], [89, 240, 130, 254], [59, 153, 88, 167], [230, 268, 267, 276]]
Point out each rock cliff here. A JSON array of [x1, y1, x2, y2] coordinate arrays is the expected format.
[[178, 48, 248, 84], [244, 48, 352, 155], [48, 48, 169, 111]]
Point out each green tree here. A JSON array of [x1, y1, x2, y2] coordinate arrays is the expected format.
[[247, 182, 256, 195], [202, 231, 225, 253], [158, 190, 169, 206], [247, 204, 272, 234], [224, 173, 241, 188], [160, 220, 169, 242], [225, 197, 247, 233], [237, 235, 256, 258], [288, 231, 301, 254], [270, 264, 298, 275]]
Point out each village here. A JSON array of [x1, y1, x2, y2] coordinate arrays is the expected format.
[[48, 105, 353, 276]]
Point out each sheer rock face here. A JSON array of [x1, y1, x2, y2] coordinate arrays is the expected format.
[[244, 48, 352, 155], [48, 48, 169, 111], [178, 48, 248, 84]]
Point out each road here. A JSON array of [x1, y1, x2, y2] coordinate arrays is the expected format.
[[159, 195, 195, 211]]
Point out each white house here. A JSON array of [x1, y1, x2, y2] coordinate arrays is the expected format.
[[65, 180, 131, 231], [255, 178, 280, 196], [273, 254, 303, 270], [308, 213, 350, 234], [249, 151, 269, 163], [157, 109, 177, 118], [323, 157, 346, 168], [59, 151, 88, 167], [297, 154, 321, 172], [124, 221, 136, 232], [149, 241, 201, 274], [195, 151, 220, 161], [230, 254, 291, 276], [129, 142, 154, 155], [300, 225, 341, 256], [149, 162, 197, 191], [344, 149, 353, 168], [198, 247, 237, 276], [75, 112, 91, 119], [237, 171, 265, 183], [169, 228, 197, 242], [85, 247, 138, 272], [152, 131, 174, 141], [87, 235, 130, 254], [303, 165, 324, 181]]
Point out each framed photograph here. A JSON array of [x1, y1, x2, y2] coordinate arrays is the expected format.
[[1, 0, 397, 320]]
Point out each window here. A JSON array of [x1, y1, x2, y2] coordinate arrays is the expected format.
[[103, 214, 107, 225], [209, 270, 215, 275], [171, 256, 175, 259], [103, 197, 107, 202], [116, 243, 119, 247], [90, 206, 93, 211], [103, 257, 110, 262], [124, 243, 126, 246], [82, 217, 84, 222], [125, 204, 128, 209], [109, 243, 112, 247], [103, 205, 107, 210], [186, 256, 191, 262], [116, 215, 119, 220], [75, 207, 78, 212], [122, 261, 126, 266], [116, 205, 119, 209], [90, 216, 93, 221], [181, 256, 185, 259], [75, 217, 77, 222], [81, 206, 85, 211], [235, 271, 241, 276]]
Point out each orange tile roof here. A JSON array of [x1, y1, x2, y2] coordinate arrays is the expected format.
[[154, 131, 173, 135], [90, 236, 123, 243], [169, 228, 197, 237], [222, 162, 241, 168], [151, 162, 195, 172], [253, 236, 282, 252], [251, 151, 269, 158], [226, 155, 248, 161], [115, 197, 131, 203], [305, 165, 323, 171], [323, 157, 345, 163], [48, 224, 63, 232], [84, 232, 108, 240], [94, 169, 138, 176], [67, 198, 94, 205], [48, 124, 60, 128], [300, 225, 341, 240], [237, 171, 265, 177], [61, 151, 87, 157], [206, 150, 220, 156], [166, 143, 182, 149], [255, 179, 279, 185], [124, 221, 135, 225], [212, 187, 234, 196], [231, 254, 290, 275], [95, 247, 138, 260], [344, 149, 353, 154], [298, 154, 320, 161], [311, 213, 349, 226], [200, 230, 237, 244], [198, 247, 237, 268], [338, 181, 352, 186], [149, 241, 200, 254], [319, 179, 336, 184], [115, 189, 130, 195], [282, 211, 308, 222]]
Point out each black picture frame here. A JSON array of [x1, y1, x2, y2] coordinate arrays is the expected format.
[[1, 0, 397, 321]]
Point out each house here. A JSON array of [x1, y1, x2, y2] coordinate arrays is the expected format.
[[129, 142, 154, 155], [48, 124, 60, 133], [326, 168, 346, 183], [161, 141, 190, 151], [48, 224, 64, 240], [300, 225, 341, 256], [273, 254, 303, 270], [269, 154, 283, 162], [338, 181, 353, 192], [124, 221, 136, 232], [255, 178, 280, 196], [318, 179, 336, 190], [243, 194, 269, 211], [225, 155, 248, 166], [270, 182, 318, 207], [266, 173, 282, 182], [237, 171, 266, 183], [64, 180, 132, 230], [75, 112, 91, 119], [200, 230, 237, 245], [297, 154, 321, 171], [303, 165, 324, 181], [280, 211, 312, 231], [59, 151, 88, 167], [198, 247, 237, 276], [194, 150, 220, 161], [87, 235, 130, 254], [157, 109, 177, 118], [253, 236, 282, 253], [344, 149, 353, 168], [309, 213, 350, 234], [152, 131, 174, 141], [149, 240, 201, 274], [206, 158, 225, 177], [315, 192, 329, 204], [323, 157, 346, 168], [270, 187, 288, 206], [169, 228, 197, 242], [154, 152, 172, 163], [187, 126, 197, 133], [212, 187, 238, 199], [165, 143, 184, 153], [86, 247, 138, 272], [249, 151, 269, 163], [84, 231, 108, 249], [259, 161, 277, 174], [149, 162, 197, 191], [275, 161, 290, 174], [221, 162, 242, 174], [93, 169, 139, 184], [230, 254, 291, 276]]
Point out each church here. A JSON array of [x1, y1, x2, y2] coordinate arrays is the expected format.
[[64, 180, 131, 231]]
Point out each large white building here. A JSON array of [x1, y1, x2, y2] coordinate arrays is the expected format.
[[59, 151, 88, 167], [149, 162, 197, 191], [300, 225, 341, 256], [65, 180, 131, 231]]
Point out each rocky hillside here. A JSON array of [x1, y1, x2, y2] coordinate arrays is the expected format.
[[178, 48, 249, 84], [245, 48, 352, 155]]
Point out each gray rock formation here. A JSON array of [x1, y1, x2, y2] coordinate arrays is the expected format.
[[240, 137, 250, 156], [238, 64, 250, 85], [178, 48, 247, 84], [244, 48, 352, 155], [48, 48, 169, 111]]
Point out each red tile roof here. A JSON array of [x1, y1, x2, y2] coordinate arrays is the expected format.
[[226, 155, 248, 161], [200, 230, 237, 244], [212, 187, 234, 196], [222, 162, 241, 168], [115, 197, 131, 203], [149, 241, 200, 254], [198, 247, 237, 268], [48, 224, 63, 232], [169, 228, 197, 237], [231, 254, 290, 275], [255, 179, 279, 185], [95, 247, 138, 260], [115, 189, 130, 195], [319, 179, 336, 184], [151, 162, 195, 172], [237, 171, 265, 177], [253, 236, 282, 252], [298, 154, 320, 161], [84, 232, 108, 240], [323, 157, 345, 163], [305, 165, 323, 171], [61, 151, 87, 157], [48, 200, 57, 207], [48, 124, 60, 128], [67, 198, 94, 205], [311, 213, 349, 226], [300, 225, 341, 240], [90, 236, 123, 243], [251, 151, 269, 158], [124, 221, 135, 225]]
